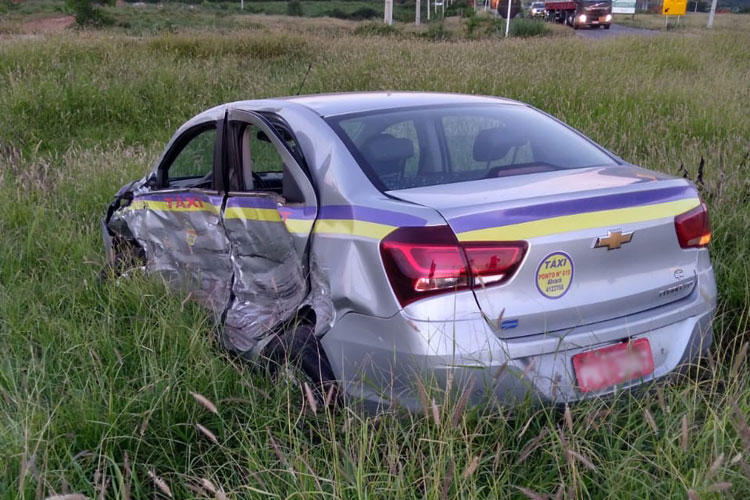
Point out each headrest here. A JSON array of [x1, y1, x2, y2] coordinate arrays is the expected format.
[[473, 127, 523, 163], [362, 134, 414, 165]]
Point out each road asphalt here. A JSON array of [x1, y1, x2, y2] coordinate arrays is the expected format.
[[576, 23, 660, 38]]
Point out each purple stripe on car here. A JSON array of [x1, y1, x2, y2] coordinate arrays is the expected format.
[[449, 185, 697, 233], [282, 205, 317, 220], [318, 205, 426, 226], [225, 197, 278, 209]]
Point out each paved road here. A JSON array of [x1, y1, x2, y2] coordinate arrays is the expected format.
[[576, 23, 659, 38]]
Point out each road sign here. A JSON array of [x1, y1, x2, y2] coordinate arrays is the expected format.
[[662, 0, 687, 15], [498, 0, 520, 19], [612, 0, 636, 14]]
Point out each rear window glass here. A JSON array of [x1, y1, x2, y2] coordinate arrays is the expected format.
[[326, 105, 617, 191]]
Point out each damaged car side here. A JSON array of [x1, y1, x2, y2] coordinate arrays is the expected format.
[[103, 93, 717, 411]]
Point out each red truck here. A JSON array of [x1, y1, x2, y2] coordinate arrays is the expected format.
[[544, 0, 613, 29]]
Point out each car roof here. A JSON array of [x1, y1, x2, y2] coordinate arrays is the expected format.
[[280, 91, 522, 117]]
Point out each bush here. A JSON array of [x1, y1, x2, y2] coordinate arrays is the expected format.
[[508, 17, 549, 37], [286, 0, 303, 17], [66, 0, 115, 27], [327, 7, 380, 21], [353, 22, 400, 37], [422, 21, 452, 40]]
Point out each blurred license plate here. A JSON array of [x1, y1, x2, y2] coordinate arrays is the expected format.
[[573, 338, 654, 393]]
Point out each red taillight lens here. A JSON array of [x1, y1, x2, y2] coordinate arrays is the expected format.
[[380, 226, 528, 306], [381, 226, 470, 306], [464, 242, 528, 287], [674, 203, 711, 249]]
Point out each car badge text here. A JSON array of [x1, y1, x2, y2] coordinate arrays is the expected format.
[[594, 230, 633, 250]]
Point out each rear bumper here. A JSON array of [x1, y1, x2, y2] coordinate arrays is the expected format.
[[322, 270, 716, 410]]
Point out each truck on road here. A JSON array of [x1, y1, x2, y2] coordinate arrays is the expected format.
[[544, 0, 612, 29]]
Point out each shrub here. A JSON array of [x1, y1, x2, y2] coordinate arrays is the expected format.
[[66, 0, 115, 27], [508, 17, 549, 37], [422, 21, 452, 40], [286, 0, 303, 17], [353, 22, 400, 37]]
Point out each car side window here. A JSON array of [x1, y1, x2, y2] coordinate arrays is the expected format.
[[167, 127, 216, 181]]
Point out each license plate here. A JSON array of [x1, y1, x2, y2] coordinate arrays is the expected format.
[[573, 338, 654, 393]]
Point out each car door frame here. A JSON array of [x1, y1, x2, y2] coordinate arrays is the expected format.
[[153, 117, 226, 192]]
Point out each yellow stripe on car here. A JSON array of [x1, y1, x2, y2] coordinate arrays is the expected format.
[[223, 206, 281, 222], [314, 219, 396, 240], [457, 198, 701, 242]]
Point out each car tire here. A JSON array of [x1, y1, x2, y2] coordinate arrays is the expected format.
[[604, 24, 611, 29], [264, 321, 339, 407]]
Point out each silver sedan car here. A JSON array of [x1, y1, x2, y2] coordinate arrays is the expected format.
[[103, 92, 716, 410]]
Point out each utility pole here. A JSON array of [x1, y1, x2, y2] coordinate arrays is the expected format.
[[384, 0, 393, 25], [416, 0, 421, 24], [505, 0, 512, 36], [241, 0, 244, 10], [427, 0, 431, 20], [707, 0, 717, 28]]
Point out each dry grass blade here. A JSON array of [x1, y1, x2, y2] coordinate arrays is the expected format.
[[706, 482, 732, 493], [516, 486, 548, 500], [686, 489, 699, 500], [567, 450, 597, 472], [147, 470, 173, 498], [730, 341, 748, 378], [681, 414, 690, 452], [303, 382, 318, 414], [431, 398, 441, 426], [200, 478, 227, 500], [554, 484, 564, 500], [452, 377, 476, 427], [518, 429, 548, 465], [414, 376, 430, 419], [706, 453, 724, 480], [439, 461, 455, 500], [196, 424, 219, 445], [123, 452, 132, 500], [656, 386, 667, 413], [494, 361, 508, 381], [268, 432, 291, 471], [730, 453, 742, 465], [731, 401, 750, 453], [44, 496, 89, 500], [462, 456, 480, 480], [564, 405, 573, 434], [644, 408, 659, 435], [324, 383, 336, 409], [190, 391, 218, 415]]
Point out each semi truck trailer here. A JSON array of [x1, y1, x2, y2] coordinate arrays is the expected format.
[[545, 0, 612, 29]]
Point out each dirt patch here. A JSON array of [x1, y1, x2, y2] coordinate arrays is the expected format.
[[21, 15, 75, 34]]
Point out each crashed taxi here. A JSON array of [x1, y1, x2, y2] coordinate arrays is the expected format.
[[103, 92, 716, 409]]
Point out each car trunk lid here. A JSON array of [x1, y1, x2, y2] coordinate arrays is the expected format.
[[387, 166, 703, 338]]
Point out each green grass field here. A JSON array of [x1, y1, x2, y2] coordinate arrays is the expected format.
[[1, 8, 749, 499]]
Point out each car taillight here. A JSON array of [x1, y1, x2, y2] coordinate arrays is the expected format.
[[674, 202, 711, 249], [463, 242, 528, 287], [380, 226, 528, 306]]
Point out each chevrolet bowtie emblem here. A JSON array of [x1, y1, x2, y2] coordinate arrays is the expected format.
[[594, 230, 633, 250]]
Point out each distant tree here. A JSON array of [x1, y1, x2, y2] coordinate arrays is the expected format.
[[66, 0, 115, 27], [287, 0, 303, 17]]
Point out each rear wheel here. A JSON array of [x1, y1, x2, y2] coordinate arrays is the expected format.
[[604, 23, 611, 29], [263, 321, 338, 407]]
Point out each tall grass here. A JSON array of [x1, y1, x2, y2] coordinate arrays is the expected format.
[[1, 20, 749, 498]]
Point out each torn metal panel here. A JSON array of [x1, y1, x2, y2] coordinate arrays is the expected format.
[[221, 194, 308, 353], [112, 189, 233, 316]]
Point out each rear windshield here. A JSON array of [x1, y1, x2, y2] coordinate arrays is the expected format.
[[326, 104, 617, 191]]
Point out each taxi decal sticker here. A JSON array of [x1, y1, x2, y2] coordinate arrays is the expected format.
[[536, 251, 574, 299]]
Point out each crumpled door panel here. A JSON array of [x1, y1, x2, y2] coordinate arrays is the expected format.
[[222, 194, 307, 354], [115, 189, 233, 315], [106, 185, 329, 358]]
